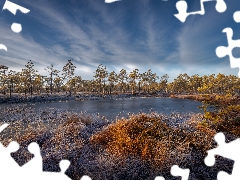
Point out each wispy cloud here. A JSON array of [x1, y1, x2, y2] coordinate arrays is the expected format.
[[173, 0, 239, 77]]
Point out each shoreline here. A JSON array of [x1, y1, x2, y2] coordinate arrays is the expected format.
[[3, 92, 239, 104], [1, 92, 239, 105], [0, 92, 170, 104], [1, 92, 227, 104]]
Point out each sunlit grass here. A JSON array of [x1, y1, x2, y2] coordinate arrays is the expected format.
[[90, 112, 216, 169]]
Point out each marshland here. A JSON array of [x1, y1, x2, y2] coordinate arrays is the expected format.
[[2, 0, 240, 178], [0, 62, 240, 179]]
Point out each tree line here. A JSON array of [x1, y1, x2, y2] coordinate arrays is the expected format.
[[0, 60, 239, 98]]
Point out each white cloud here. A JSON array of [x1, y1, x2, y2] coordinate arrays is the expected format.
[[0, 0, 237, 80]]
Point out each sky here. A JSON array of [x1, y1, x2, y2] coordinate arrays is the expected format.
[[0, 0, 240, 82]]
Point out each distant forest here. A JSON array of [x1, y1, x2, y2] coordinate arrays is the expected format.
[[0, 59, 239, 97]]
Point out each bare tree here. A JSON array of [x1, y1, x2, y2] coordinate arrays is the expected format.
[[94, 64, 108, 94], [0, 65, 8, 95], [62, 59, 76, 96], [45, 64, 60, 94], [22, 60, 38, 96]]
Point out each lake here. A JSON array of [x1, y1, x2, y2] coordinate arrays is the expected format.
[[12, 97, 207, 120]]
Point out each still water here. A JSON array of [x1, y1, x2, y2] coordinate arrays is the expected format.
[[24, 97, 205, 120]]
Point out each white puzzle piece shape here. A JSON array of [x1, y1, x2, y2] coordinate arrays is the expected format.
[[205, 132, 240, 180], [215, 27, 240, 77], [174, 0, 227, 23], [2, 0, 30, 33], [0, 124, 73, 180], [154, 164, 190, 180], [171, 165, 190, 180]]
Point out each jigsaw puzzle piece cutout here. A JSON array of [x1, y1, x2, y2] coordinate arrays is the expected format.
[[171, 165, 190, 180], [0, 144, 23, 179], [204, 132, 240, 180], [0, 124, 23, 179], [105, 0, 120, 3], [21, 142, 43, 174], [0, 44, 7, 51], [174, 1, 188, 23], [174, 0, 227, 23], [216, 27, 240, 77], [2, 0, 30, 15], [59, 160, 71, 173], [0, 123, 9, 133], [233, 11, 240, 23], [41, 160, 71, 180], [81, 175, 92, 180], [0, 124, 81, 180], [215, 0, 227, 13], [0, 141, 20, 169], [216, 45, 228, 58], [42, 162, 92, 180], [1, 142, 42, 180], [154, 165, 190, 180], [154, 176, 165, 180], [20, 142, 72, 180], [2, 0, 30, 34], [217, 171, 235, 180], [0, 123, 87, 180]]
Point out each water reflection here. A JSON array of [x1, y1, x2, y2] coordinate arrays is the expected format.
[[23, 97, 205, 120]]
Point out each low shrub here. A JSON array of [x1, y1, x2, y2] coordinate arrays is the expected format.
[[90, 113, 215, 170]]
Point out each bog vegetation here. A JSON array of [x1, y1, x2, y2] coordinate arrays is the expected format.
[[0, 95, 239, 179], [0, 108, 234, 179], [0, 60, 240, 179]]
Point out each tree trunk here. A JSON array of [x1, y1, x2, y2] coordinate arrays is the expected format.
[[9, 86, 12, 99], [138, 82, 141, 93], [50, 72, 53, 94], [69, 86, 72, 96], [31, 86, 33, 97]]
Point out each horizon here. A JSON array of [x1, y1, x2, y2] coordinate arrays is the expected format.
[[0, 59, 239, 83], [0, 0, 240, 82]]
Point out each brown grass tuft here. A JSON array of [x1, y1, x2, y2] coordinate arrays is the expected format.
[[90, 113, 215, 169]]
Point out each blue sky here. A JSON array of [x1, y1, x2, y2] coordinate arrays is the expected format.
[[0, 0, 239, 81]]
